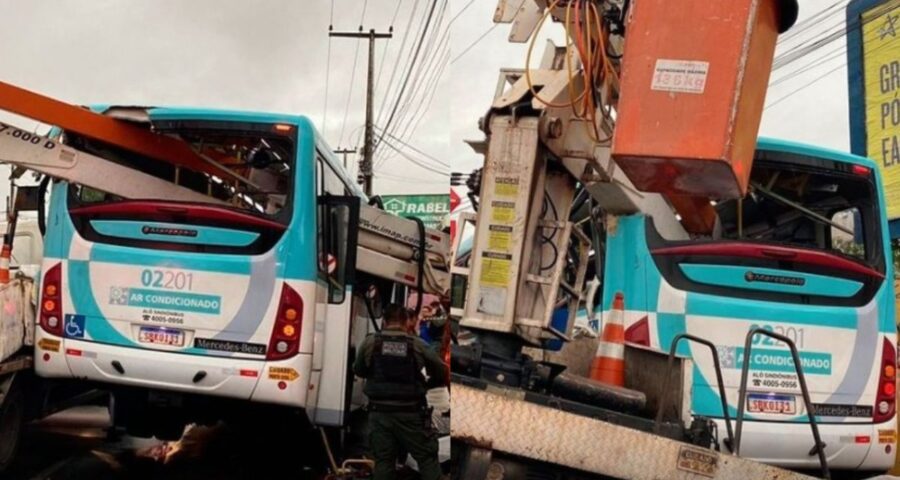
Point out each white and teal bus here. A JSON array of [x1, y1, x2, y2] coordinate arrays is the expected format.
[[33, 108, 372, 439], [600, 138, 897, 471]]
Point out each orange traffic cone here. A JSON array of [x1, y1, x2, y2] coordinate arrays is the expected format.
[[0, 244, 11, 284], [589, 292, 626, 387]]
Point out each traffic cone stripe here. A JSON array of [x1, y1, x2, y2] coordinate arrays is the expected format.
[[601, 322, 625, 342], [589, 291, 627, 387], [0, 244, 10, 285], [596, 340, 625, 359]]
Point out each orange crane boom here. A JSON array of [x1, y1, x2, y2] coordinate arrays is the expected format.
[[0, 81, 240, 183]]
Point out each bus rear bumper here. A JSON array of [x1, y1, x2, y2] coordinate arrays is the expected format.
[[712, 417, 897, 471], [34, 335, 311, 408]]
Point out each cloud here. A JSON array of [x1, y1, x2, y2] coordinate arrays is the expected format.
[[0, 0, 448, 195]]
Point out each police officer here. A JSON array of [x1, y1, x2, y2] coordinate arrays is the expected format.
[[354, 304, 448, 480]]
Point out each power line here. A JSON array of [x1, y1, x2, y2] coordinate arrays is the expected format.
[[378, 136, 449, 176], [375, 124, 450, 168], [765, 63, 846, 111], [773, 1, 897, 71], [768, 1, 899, 91], [377, 1, 449, 153], [381, 46, 450, 163], [376, 171, 447, 185], [770, 46, 845, 88], [766, 25, 899, 111], [373, 0, 405, 96], [378, 0, 440, 141], [338, 37, 362, 147], [777, 0, 848, 45], [450, 0, 477, 25], [336, 2, 370, 147], [377, 0, 444, 146], [451, 23, 497, 64], [375, 0, 422, 127], [321, 0, 337, 133]]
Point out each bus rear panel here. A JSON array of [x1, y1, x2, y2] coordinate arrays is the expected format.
[[34, 112, 320, 418], [602, 139, 897, 471]]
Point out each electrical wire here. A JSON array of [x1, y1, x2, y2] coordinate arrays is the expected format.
[[376, 0, 423, 128], [450, 23, 497, 64], [374, 125, 449, 167], [337, 2, 369, 147], [373, 0, 405, 96], [321, 0, 336, 134], [377, 136, 450, 176], [766, 4, 899, 109], [377, 26, 450, 162], [379, 0, 440, 141], [450, 0, 477, 25], [377, 1, 449, 152]]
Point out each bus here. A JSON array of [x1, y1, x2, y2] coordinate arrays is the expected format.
[[598, 137, 897, 471], [33, 107, 370, 439]]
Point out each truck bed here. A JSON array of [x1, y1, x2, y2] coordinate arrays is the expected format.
[[451, 377, 815, 480]]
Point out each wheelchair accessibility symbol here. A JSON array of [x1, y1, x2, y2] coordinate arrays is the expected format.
[[64, 314, 86, 338]]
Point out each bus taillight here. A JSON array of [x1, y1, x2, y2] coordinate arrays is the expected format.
[[874, 337, 896, 423], [266, 283, 303, 361], [39, 263, 63, 337]]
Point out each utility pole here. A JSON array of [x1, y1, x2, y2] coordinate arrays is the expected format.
[[330, 28, 392, 196], [334, 148, 356, 171]]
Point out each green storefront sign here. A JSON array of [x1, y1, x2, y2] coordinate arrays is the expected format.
[[381, 194, 450, 230]]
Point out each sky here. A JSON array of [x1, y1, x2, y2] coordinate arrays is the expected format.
[[0, 0, 867, 208], [449, 0, 857, 176], [0, 0, 449, 196]]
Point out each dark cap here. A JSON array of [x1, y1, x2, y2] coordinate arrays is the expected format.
[[778, 0, 800, 34]]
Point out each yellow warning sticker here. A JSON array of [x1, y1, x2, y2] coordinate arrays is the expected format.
[[38, 338, 61, 352], [487, 225, 513, 252], [480, 252, 512, 287], [268, 367, 299, 381], [494, 177, 519, 197], [490, 201, 516, 224], [878, 429, 896, 444]]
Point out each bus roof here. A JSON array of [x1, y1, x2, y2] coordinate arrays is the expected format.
[[757, 136, 877, 170], [86, 105, 366, 200]]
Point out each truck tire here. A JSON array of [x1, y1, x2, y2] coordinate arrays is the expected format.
[[0, 382, 25, 474]]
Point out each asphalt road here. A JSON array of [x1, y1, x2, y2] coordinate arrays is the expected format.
[[3, 407, 340, 479]]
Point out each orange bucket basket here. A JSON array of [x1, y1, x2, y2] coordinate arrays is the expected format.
[[612, 0, 799, 199]]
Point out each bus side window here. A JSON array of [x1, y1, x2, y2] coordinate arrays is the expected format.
[[318, 197, 360, 304], [317, 155, 359, 304]]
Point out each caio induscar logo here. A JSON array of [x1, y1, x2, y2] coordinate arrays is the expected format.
[[142, 226, 198, 238], [744, 271, 805, 286]]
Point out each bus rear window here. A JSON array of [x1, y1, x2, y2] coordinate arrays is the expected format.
[[714, 157, 883, 273], [64, 119, 295, 224]]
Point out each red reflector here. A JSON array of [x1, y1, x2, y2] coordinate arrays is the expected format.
[[65, 348, 82, 357], [278, 381, 287, 390], [852, 164, 871, 176], [239, 369, 258, 378], [856, 435, 871, 444], [42, 353, 50, 362], [404, 275, 415, 282], [625, 316, 651, 346]]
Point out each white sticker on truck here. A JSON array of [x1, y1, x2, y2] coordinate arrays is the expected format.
[[651, 59, 709, 94]]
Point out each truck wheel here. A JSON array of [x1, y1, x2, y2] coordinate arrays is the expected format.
[[0, 384, 25, 473]]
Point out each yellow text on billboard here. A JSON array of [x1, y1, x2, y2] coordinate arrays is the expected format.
[[863, 1, 900, 217]]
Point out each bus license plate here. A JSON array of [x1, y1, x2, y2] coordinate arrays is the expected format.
[[138, 327, 185, 347], [748, 393, 796, 415]]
